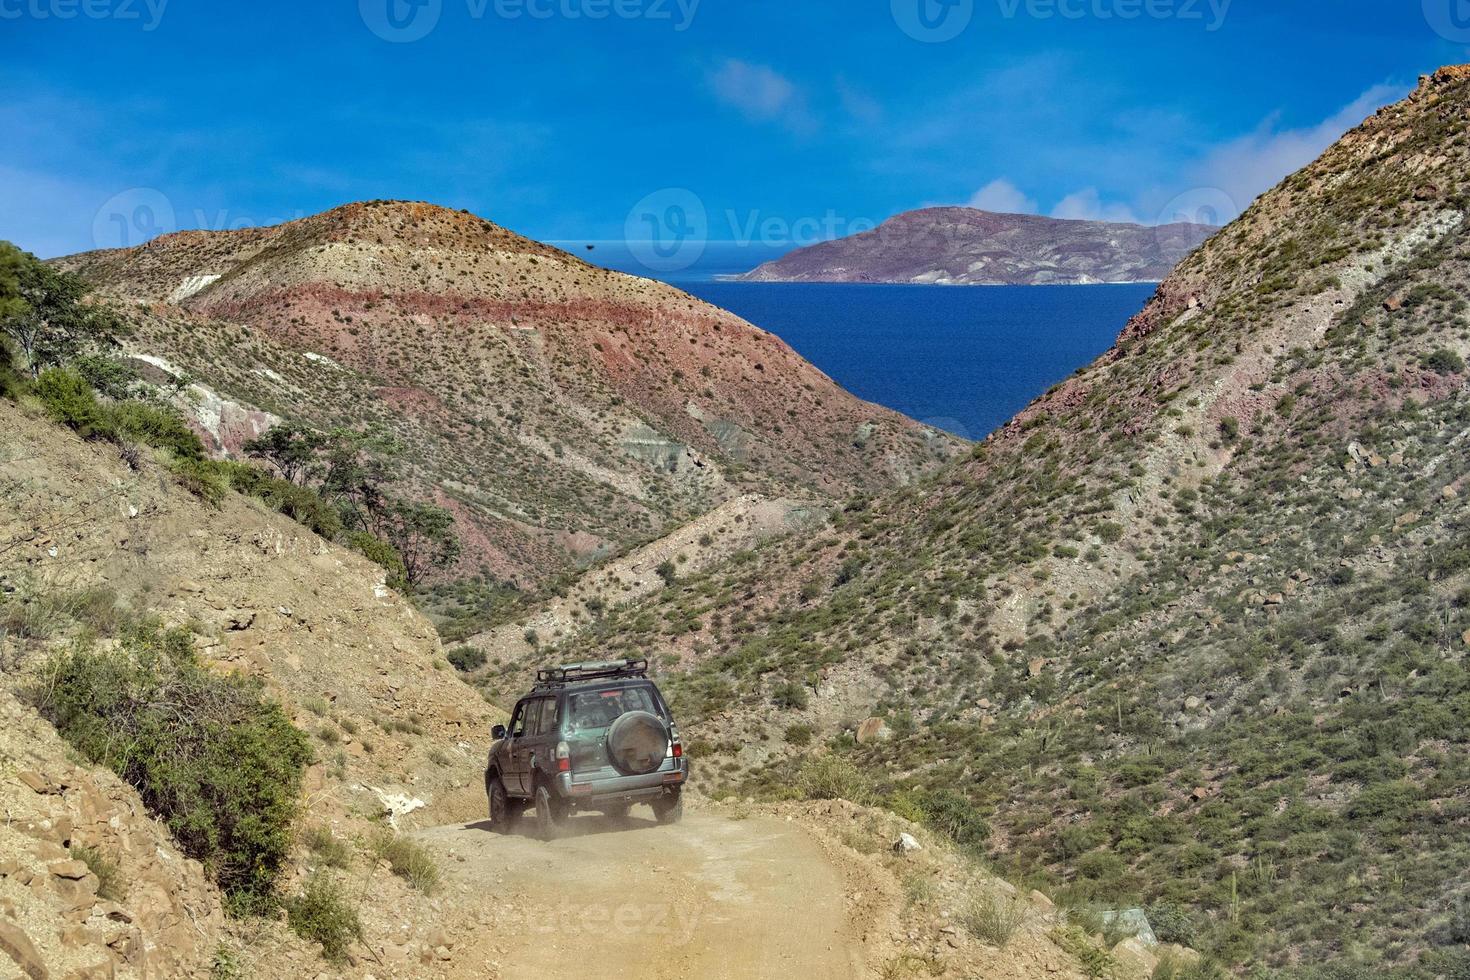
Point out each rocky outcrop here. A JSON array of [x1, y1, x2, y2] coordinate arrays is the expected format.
[[0, 692, 224, 980], [739, 208, 1215, 286]]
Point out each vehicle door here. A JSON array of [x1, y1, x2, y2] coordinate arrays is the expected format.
[[524, 697, 559, 787], [505, 699, 536, 795]]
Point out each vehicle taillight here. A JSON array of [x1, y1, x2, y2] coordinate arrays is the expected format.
[[556, 740, 571, 773], [669, 725, 683, 758]]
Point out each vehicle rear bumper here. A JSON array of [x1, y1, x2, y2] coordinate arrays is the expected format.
[[559, 759, 687, 806]]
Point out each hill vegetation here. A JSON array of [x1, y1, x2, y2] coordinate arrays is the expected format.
[[495, 68, 1470, 977]]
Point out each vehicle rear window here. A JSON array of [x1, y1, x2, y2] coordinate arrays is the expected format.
[[566, 687, 659, 733]]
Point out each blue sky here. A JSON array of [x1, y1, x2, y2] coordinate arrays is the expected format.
[[1, 0, 1463, 258]]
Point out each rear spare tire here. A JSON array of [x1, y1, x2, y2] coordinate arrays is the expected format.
[[605, 710, 670, 776]]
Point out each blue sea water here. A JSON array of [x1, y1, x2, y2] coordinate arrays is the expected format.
[[569, 240, 1155, 441], [677, 281, 1156, 441]]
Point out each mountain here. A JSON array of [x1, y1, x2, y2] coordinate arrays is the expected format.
[[56, 201, 960, 586], [514, 67, 1470, 975], [738, 207, 1216, 286]]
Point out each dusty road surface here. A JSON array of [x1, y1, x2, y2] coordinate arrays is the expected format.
[[415, 809, 873, 979]]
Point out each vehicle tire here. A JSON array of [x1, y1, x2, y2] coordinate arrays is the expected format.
[[652, 788, 683, 825], [488, 775, 520, 832], [605, 711, 670, 777], [534, 783, 566, 841]]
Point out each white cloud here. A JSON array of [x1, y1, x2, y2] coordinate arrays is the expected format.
[[1050, 188, 1140, 224], [1184, 84, 1408, 222], [707, 59, 814, 134], [835, 75, 883, 126], [966, 179, 1038, 215]]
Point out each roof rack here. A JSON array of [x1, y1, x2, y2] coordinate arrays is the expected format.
[[534, 658, 648, 689]]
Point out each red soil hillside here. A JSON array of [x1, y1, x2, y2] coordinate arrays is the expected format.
[[57, 201, 960, 583]]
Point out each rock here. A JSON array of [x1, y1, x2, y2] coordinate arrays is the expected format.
[[892, 833, 923, 855], [1027, 658, 1047, 678], [1443, 485, 1459, 500], [48, 860, 90, 880], [1028, 889, 1054, 911], [1383, 294, 1405, 312], [1414, 183, 1440, 201], [17, 771, 54, 795], [856, 718, 891, 744], [224, 609, 256, 631], [1112, 937, 1160, 979], [1183, 696, 1203, 711], [1191, 786, 1210, 801], [0, 919, 48, 980]]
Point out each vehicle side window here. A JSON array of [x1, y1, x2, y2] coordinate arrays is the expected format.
[[534, 698, 559, 736], [510, 701, 530, 738]]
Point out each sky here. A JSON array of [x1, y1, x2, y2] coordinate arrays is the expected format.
[[1, 0, 1465, 259]]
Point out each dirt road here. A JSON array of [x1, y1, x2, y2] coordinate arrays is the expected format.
[[415, 809, 875, 979]]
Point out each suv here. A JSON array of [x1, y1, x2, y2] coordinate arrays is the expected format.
[[485, 659, 688, 838]]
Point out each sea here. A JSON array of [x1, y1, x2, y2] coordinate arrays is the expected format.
[[560, 240, 1158, 441]]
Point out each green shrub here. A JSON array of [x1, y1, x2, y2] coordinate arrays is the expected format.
[[447, 645, 487, 672], [1424, 348, 1466, 374], [166, 457, 229, 505], [286, 874, 362, 963], [111, 400, 205, 459], [302, 826, 352, 869], [772, 679, 810, 710], [346, 530, 407, 585], [797, 755, 872, 803], [370, 832, 440, 892], [34, 623, 311, 912], [70, 845, 124, 902], [784, 723, 814, 746], [35, 368, 112, 438], [915, 789, 991, 852], [961, 892, 1027, 946]]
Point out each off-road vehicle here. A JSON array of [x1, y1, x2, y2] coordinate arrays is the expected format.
[[484, 659, 687, 838]]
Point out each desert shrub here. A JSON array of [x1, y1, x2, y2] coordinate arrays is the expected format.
[[1424, 348, 1466, 374], [370, 832, 440, 892], [771, 679, 810, 710], [302, 826, 352, 869], [70, 845, 124, 901], [34, 623, 311, 912], [166, 457, 229, 504], [961, 892, 1027, 946], [1148, 899, 1201, 946], [1153, 952, 1228, 980], [447, 645, 487, 672], [110, 400, 204, 459], [1097, 522, 1125, 544], [345, 530, 408, 585], [797, 755, 872, 803], [915, 789, 991, 853], [286, 874, 362, 963], [784, 723, 814, 746], [34, 368, 112, 438]]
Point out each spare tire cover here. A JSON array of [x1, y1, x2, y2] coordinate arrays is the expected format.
[[605, 711, 669, 776]]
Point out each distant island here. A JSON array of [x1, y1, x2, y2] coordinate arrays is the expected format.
[[737, 207, 1217, 286]]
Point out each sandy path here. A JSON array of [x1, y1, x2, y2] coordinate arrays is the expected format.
[[415, 810, 866, 979]]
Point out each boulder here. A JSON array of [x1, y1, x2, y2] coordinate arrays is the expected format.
[[856, 718, 892, 744], [892, 833, 922, 855], [0, 920, 48, 980], [1112, 937, 1160, 979]]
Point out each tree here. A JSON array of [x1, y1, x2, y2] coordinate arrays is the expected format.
[[0, 242, 120, 377], [245, 425, 328, 486], [377, 501, 460, 587]]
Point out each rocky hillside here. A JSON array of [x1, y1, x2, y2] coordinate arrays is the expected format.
[[738, 207, 1216, 286], [523, 68, 1470, 976], [55, 202, 959, 585]]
